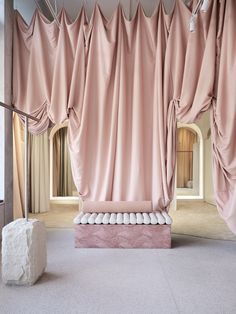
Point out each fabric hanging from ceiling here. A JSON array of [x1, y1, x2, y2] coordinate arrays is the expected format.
[[68, 3, 173, 210], [12, 0, 236, 233], [210, 0, 236, 234]]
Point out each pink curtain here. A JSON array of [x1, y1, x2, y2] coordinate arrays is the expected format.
[[68, 4, 174, 211], [210, 0, 236, 234], [12, 8, 86, 133], [12, 0, 236, 233]]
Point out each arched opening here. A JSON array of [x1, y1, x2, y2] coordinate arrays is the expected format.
[[49, 122, 78, 202], [176, 123, 204, 200]]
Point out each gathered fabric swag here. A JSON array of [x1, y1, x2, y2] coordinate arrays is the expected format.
[[12, 0, 236, 234]]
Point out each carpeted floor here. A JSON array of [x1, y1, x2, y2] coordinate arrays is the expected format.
[[29, 201, 236, 241], [1, 230, 236, 314]]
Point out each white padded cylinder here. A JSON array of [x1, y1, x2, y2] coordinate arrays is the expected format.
[[73, 211, 84, 224], [95, 213, 104, 224], [109, 213, 117, 224], [88, 213, 97, 224], [117, 213, 123, 224], [123, 213, 130, 225], [155, 212, 165, 225], [102, 213, 110, 225], [81, 213, 90, 224], [136, 213, 143, 224], [143, 213, 151, 225], [161, 211, 173, 225], [149, 213, 158, 225]]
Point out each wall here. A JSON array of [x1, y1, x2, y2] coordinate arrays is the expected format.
[[195, 111, 215, 204]]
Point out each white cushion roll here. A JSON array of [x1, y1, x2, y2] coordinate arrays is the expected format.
[[88, 213, 97, 224], [130, 213, 137, 225], [117, 213, 123, 224], [95, 213, 104, 224], [109, 213, 117, 224], [155, 211, 165, 224], [73, 212, 84, 224], [143, 213, 151, 225], [149, 212, 158, 225], [136, 213, 143, 224], [161, 211, 172, 225], [81, 213, 91, 224], [102, 213, 110, 224], [123, 213, 130, 225]]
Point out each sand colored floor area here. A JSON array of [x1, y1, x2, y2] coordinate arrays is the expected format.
[[29, 201, 236, 241]]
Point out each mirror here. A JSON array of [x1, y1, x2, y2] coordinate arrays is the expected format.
[[176, 127, 200, 197], [52, 126, 77, 197]]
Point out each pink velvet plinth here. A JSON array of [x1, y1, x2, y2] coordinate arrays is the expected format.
[[74, 225, 171, 249], [82, 201, 152, 213]]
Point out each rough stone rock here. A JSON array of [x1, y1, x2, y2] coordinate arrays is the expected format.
[[1, 218, 47, 285]]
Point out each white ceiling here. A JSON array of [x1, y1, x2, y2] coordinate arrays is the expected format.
[[14, 0, 175, 24]]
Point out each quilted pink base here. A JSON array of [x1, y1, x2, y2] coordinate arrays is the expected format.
[[75, 225, 171, 248]]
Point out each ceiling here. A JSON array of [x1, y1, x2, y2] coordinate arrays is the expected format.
[[14, 0, 175, 24]]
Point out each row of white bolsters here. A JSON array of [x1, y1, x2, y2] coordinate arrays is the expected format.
[[74, 211, 172, 225]]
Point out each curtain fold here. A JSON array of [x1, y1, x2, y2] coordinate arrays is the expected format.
[[12, 0, 236, 233], [13, 114, 24, 219], [68, 4, 175, 210], [29, 130, 50, 213], [13, 114, 50, 215], [210, 0, 236, 234]]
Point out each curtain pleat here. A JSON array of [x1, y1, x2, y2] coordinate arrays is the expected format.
[[210, 0, 236, 234], [29, 130, 50, 213], [13, 114, 24, 218]]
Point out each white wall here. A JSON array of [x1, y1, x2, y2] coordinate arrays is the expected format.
[[195, 112, 215, 204]]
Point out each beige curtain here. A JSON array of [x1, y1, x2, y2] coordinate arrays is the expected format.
[[29, 130, 50, 213], [13, 114, 24, 218], [13, 114, 50, 215]]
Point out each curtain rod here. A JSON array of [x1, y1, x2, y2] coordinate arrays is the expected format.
[[0, 102, 40, 122]]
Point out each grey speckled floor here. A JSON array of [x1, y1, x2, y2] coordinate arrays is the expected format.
[[1, 229, 236, 314]]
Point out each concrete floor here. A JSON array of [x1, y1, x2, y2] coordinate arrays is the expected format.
[[30, 201, 236, 241], [1, 230, 236, 314]]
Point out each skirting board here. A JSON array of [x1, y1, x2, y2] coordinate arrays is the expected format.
[[75, 225, 171, 248]]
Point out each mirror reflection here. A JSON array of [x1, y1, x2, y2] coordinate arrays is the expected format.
[[53, 127, 77, 197], [176, 127, 200, 196]]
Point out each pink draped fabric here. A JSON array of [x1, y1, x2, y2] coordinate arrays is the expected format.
[[68, 4, 174, 210], [13, 9, 86, 133], [210, 0, 236, 234], [12, 0, 236, 233], [82, 201, 152, 213]]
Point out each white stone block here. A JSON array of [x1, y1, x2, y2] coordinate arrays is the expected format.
[[1, 218, 47, 285]]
